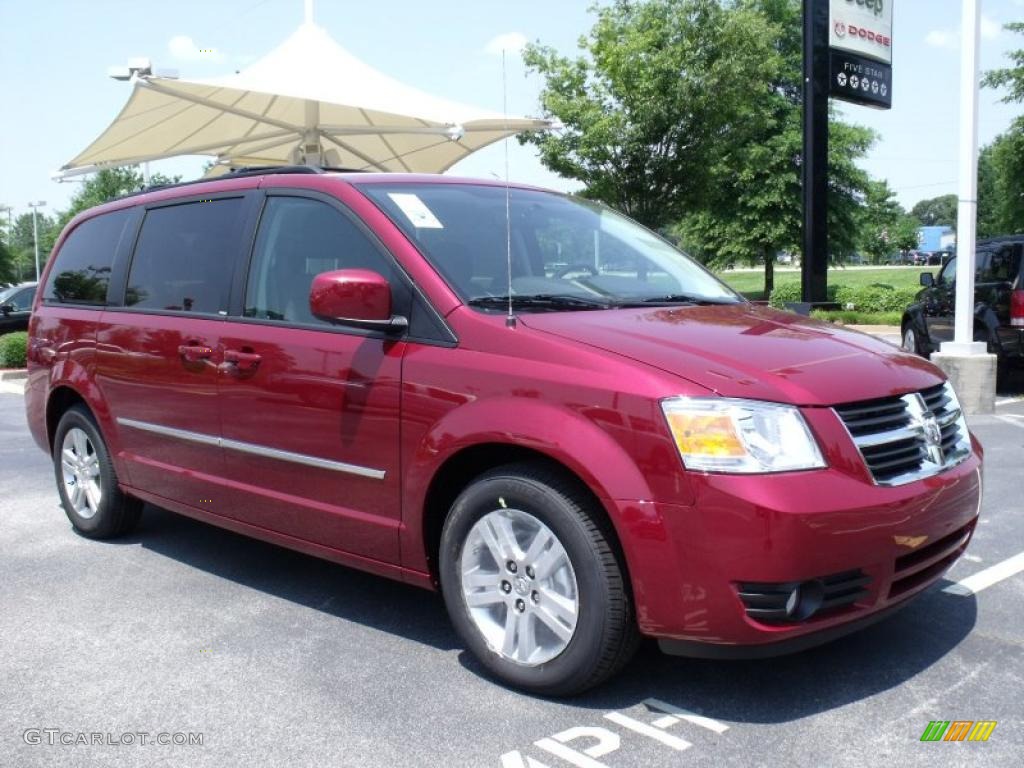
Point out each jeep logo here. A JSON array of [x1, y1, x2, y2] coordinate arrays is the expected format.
[[847, 0, 884, 16]]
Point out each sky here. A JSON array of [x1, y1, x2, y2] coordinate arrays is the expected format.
[[0, 0, 1022, 225]]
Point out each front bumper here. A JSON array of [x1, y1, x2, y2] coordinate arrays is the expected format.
[[613, 444, 982, 654]]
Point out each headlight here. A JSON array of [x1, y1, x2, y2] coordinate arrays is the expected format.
[[661, 397, 826, 474]]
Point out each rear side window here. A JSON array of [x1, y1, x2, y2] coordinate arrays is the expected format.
[[126, 199, 244, 314], [44, 208, 132, 305]]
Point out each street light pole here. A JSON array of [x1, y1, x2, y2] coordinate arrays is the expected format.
[[27, 201, 46, 283], [931, 0, 996, 415], [951, 0, 981, 349]]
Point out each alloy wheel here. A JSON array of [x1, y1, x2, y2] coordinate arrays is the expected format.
[[460, 508, 579, 666], [60, 427, 102, 519], [902, 327, 917, 354]]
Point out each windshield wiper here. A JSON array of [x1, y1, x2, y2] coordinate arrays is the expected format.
[[627, 293, 741, 306], [467, 294, 612, 311]]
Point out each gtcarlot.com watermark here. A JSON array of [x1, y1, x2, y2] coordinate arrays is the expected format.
[[24, 729, 203, 747]]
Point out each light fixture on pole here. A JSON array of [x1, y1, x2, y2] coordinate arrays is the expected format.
[[27, 201, 46, 283]]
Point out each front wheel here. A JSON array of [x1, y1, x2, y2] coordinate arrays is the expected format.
[[439, 463, 639, 696], [53, 405, 142, 539]]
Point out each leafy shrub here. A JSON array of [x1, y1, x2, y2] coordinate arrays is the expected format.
[[768, 282, 802, 308], [770, 282, 917, 314], [833, 284, 918, 314], [811, 310, 903, 326], [0, 331, 28, 368], [768, 282, 838, 308]]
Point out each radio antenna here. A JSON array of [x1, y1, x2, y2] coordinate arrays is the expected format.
[[502, 48, 516, 329]]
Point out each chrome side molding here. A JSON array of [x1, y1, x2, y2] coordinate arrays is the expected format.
[[116, 417, 387, 480]]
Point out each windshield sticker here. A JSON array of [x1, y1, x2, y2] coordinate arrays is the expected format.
[[387, 193, 444, 229]]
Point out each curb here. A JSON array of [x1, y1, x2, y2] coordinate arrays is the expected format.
[[0, 369, 28, 381]]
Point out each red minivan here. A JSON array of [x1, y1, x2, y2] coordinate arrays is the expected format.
[[27, 169, 982, 695]]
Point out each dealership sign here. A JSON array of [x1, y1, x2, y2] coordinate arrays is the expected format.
[[829, 0, 893, 108]]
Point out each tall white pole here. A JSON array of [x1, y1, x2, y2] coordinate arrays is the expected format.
[[950, 0, 981, 349], [31, 206, 41, 283], [28, 201, 46, 283]]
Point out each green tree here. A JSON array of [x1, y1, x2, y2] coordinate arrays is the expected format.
[[977, 129, 1024, 237], [55, 167, 179, 231], [890, 214, 922, 254], [910, 194, 958, 228], [520, 0, 782, 229], [9, 211, 58, 281], [858, 180, 906, 264], [674, 0, 873, 294], [980, 22, 1024, 238], [982, 22, 1024, 104], [0, 238, 15, 284]]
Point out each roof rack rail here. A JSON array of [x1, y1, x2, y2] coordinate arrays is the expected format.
[[215, 165, 326, 179], [115, 165, 369, 202]]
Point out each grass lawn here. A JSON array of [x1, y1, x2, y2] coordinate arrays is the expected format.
[[716, 266, 926, 300]]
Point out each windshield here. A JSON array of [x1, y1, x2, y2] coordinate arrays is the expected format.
[[0, 285, 23, 303], [359, 184, 741, 309]]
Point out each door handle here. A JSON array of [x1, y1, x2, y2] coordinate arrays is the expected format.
[[223, 348, 262, 372], [32, 340, 56, 363], [178, 344, 214, 363]]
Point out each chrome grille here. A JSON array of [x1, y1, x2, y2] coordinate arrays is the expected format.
[[834, 382, 972, 486]]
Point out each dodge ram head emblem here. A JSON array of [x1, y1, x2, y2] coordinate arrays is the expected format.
[[905, 393, 945, 465]]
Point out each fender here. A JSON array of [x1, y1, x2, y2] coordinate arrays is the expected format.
[[400, 396, 674, 576], [36, 339, 133, 486], [973, 302, 1002, 351]]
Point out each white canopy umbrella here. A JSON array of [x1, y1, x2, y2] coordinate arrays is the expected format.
[[57, 21, 551, 177]]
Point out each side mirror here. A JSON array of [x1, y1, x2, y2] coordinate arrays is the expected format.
[[919, 273, 934, 287], [309, 269, 408, 332], [0, 303, 12, 316]]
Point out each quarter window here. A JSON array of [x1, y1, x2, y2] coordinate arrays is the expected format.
[[244, 196, 396, 326], [126, 199, 244, 313], [44, 209, 132, 305]]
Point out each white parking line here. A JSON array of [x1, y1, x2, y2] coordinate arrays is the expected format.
[[995, 398, 1022, 407], [641, 699, 730, 735], [995, 415, 1024, 429], [943, 551, 1024, 596], [500, 698, 730, 766]]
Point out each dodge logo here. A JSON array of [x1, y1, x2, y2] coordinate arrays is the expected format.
[[905, 393, 945, 465], [834, 21, 848, 37]]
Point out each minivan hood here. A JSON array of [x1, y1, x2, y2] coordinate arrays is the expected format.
[[520, 304, 944, 406]]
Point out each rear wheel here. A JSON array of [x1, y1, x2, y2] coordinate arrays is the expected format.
[[439, 463, 639, 696], [53, 405, 142, 539]]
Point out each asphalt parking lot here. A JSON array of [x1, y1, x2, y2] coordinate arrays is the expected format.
[[1, 390, 1022, 767]]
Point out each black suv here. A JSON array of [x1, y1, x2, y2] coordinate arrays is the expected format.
[[901, 236, 1024, 384], [0, 282, 37, 334]]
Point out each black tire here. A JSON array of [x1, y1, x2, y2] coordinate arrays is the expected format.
[[439, 462, 639, 696], [901, 321, 924, 356], [995, 358, 1011, 393], [53, 405, 142, 539]]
